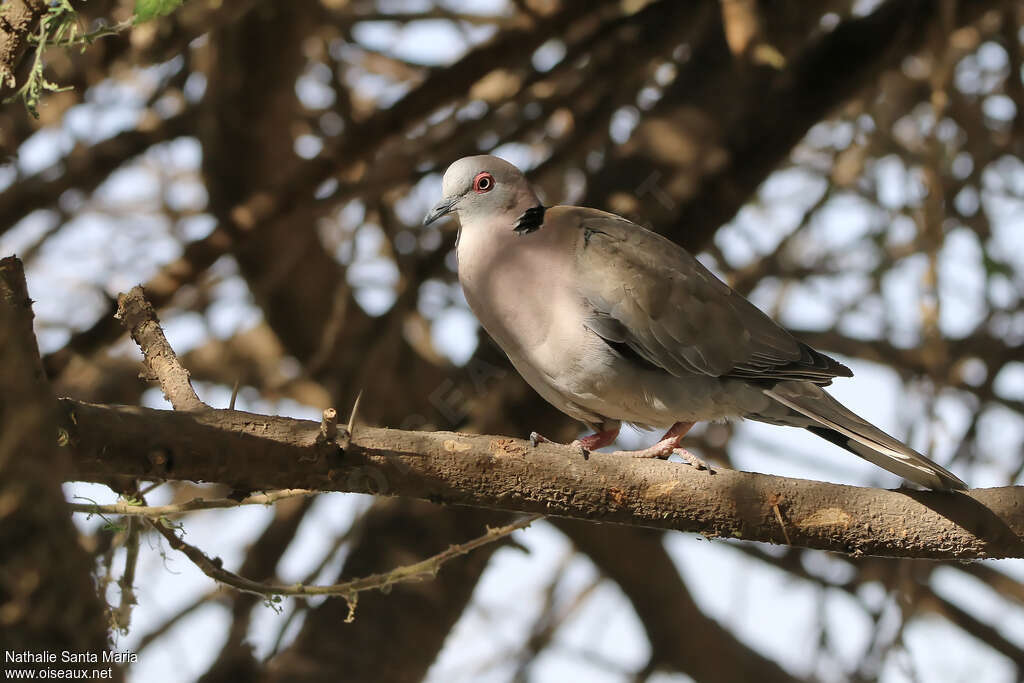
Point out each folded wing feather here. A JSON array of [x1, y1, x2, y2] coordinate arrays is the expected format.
[[568, 207, 851, 384]]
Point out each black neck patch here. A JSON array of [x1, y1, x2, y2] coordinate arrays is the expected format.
[[513, 205, 545, 235]]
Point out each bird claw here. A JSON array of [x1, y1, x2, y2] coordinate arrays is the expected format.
[[674, 448, 713, 473], [568, 439, 590, 459], [530, 433, 593, 459]]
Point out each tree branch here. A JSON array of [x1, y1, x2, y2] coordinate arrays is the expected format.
[[149, 512, 540, 604], [0, 0, 47, 94], [115, 285, 205, 411], [69, 488, 315, 517], [0, 256, 115, 667], [62, 399, 1022, 560]]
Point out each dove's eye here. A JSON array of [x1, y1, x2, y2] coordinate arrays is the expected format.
[[473, 172, 494, 193]]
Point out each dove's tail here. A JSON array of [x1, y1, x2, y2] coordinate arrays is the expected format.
[[762, 381, 967, 491]]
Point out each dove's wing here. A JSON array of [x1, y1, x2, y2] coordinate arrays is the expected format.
[[563, 207, 850, 384]]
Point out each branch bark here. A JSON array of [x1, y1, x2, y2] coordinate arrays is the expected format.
[[63, 399, 1023, 560], [0, 0, 47, 95], [115, 285, 204, 411], [0, 257, 115, 670]]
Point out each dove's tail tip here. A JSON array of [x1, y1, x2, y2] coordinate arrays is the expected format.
[[804, 425, 968, 491], [764, 384, 969, 491]]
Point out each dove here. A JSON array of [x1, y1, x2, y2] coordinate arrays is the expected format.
[[423, 155, 967, 491]]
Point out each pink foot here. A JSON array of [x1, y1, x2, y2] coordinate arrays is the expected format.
[[610, 422, 708, 469], [613, 435, 679, 460]]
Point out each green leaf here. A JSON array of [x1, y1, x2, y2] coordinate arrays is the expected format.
[[134, 0, 183, 23]]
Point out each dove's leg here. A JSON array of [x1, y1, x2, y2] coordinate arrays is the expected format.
[[530, 424, 621, 456], [612, 421, 694, 460]]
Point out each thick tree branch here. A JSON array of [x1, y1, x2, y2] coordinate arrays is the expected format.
[[0, 0, 47, 95], [63, 400, 1022, 560], [584, 0, 998, 253], [0, 257, 114, 666]]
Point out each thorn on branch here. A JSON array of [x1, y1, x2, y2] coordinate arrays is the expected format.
[[341, 390, 363, 450], [228, 379, 240, 410], [769, 495, 791, 546]]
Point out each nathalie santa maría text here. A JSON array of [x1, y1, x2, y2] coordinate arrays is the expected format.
[[5, 651, 137, 664]]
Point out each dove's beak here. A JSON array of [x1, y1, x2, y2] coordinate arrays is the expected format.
[[423, 197, 457, 226]]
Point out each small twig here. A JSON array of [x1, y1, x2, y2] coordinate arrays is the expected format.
[[69, 489, 315, 518], [115, 286, 205, 412], [112, 516, 140, 632], [149, 512, 543, 611], [95, 527, 119, 599], [319, 408, 338, 444], [510, 553, 601, 680]]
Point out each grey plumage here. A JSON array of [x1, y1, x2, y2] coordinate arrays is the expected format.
[[424, 155, 967, 491], [574, 209, 849, 383]]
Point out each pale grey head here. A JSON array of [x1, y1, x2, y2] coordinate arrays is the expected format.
[[423, 155, 540, 228]]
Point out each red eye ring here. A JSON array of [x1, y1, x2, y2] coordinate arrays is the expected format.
[[473, 172, 494, 193]]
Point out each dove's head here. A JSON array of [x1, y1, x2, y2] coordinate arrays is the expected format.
[[423, 155, 540, 228]]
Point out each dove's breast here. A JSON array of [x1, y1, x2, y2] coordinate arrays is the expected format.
[[455, 218, 608, 420], [457, 218, 584, 356]]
